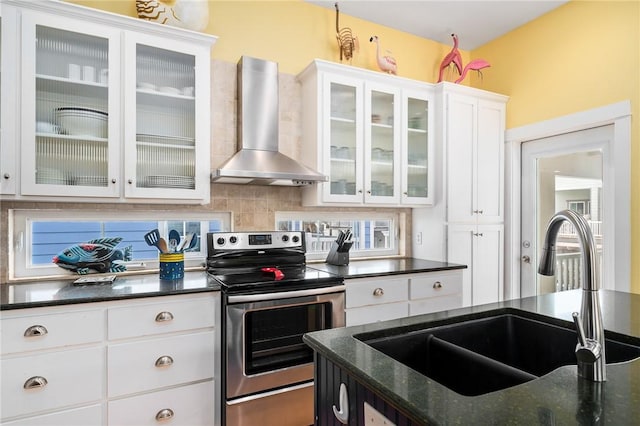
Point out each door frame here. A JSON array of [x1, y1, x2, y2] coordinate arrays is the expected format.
[[504, 101, 631, 300]]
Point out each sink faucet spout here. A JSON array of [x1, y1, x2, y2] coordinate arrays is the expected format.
[[538, 209, 606, 382]]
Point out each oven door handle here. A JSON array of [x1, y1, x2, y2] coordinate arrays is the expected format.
[[226, 284, 345, 303]]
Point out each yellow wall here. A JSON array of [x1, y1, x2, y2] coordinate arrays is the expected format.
[[65, 0, 639, 292], [472, 0, 640, 293]]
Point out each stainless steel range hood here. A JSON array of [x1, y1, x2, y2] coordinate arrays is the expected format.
[[212, 56, 327, 186]]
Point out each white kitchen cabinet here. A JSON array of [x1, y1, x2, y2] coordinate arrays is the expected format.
[[344, 270, 463, 326], [1, 0, 216, 204], [298, 59, 434, 207], [0, 292, 220, 426], [447, 223, 504, 307], [0, 9, 18, 196], [445, 89, 506, 224]]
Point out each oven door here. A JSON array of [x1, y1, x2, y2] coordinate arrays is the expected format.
[[225, 285, 345, 399]]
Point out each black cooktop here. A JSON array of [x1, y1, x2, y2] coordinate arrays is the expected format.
[[209, 265, 342, 294]]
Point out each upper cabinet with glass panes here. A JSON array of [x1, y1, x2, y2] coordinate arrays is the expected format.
[[298, 59, 434, 207], [1, 0, 216, 204]]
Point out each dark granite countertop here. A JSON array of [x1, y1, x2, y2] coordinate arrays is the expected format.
[[309, 258, 466, 279], [1, 258, 464, 310], [303, 290, 640, 425], [1, 271, 219, 310]]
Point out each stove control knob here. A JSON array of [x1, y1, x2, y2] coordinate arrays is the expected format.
[[229, 236, 238, 244], [292, 235, 300, 243], [281, 235, 289, 242], [216, 237, 225, 246]]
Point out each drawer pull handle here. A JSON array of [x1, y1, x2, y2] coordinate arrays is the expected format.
[[155, 408, 174, 421], [155, 311, 174, 322], [155, 355, 174, 367], [24, 325, 48, 337], [373, 287, 384, 297], [24, 376, 48, 390], [433, 281, 443, 289]]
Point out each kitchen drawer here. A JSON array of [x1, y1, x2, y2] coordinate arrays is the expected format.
[[409, 270, 463, 300], [345, 277, 408, 308], [1, 309, 104, 355], [107, 296, 215, 340], [345, 302, 408, 327], [409, 294, 462, 316], [108, 381, 215, 426], [1, 347, 104, 419], [1, 404, 102, 426], [108, 330, 215, 397]]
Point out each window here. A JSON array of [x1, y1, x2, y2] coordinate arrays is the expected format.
[[276, 211, 401, 260], [9, 209, 231, 280]]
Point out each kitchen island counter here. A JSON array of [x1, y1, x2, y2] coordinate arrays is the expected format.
[[1, 271, 218, 310], [304, 289, 640, 425]]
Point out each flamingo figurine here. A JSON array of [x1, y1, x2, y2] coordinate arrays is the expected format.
[[437, 33, 462, 83], [455, 58, 491, 83], [369, 35, 397, 75]]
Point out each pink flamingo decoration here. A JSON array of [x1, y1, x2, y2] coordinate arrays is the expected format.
[[437, 33, 462, 82], [455, 58, 491, 83], [370, 35, 397, 75]]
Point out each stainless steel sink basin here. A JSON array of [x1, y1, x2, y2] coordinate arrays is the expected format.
[[357, 310, 640, 396]]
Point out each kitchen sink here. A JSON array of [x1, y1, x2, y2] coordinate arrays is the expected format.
[[358, 310, 640, 396]]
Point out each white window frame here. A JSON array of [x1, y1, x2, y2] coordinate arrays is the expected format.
[[9, 209, 231, 281], [275, 211, 402, 261]]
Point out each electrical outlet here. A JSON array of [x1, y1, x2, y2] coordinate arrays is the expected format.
[[416, 231, 423, 245], [364, 402, 396, 426]]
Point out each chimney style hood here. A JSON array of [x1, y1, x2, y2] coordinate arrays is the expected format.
[[212, 56, 327, 186]]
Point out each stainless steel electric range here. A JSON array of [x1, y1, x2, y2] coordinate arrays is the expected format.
[[207, 231, 345, 426]]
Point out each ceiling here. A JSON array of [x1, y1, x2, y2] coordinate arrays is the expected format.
[[306, 1, 569, 50]]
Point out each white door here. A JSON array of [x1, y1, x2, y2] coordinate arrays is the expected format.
[[520, 125, 611, 297]]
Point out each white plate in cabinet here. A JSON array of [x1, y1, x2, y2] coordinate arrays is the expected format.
[[107, 330, 215, 397], [108, 381, 214, 426], [408, 270, 462, 300], [107, 297, 215, 340], [345, 277, 408, 308], [1, 404, 102, 426], [345, 302, 408, 327], [1, 309, 104, 355], [409, 295, 462, 316], [0, 347, 104, 420]]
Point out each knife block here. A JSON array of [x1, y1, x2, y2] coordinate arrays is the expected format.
[[325, 241, 349, 266]]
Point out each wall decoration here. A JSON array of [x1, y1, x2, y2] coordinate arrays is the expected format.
[[369, 35, 397, 75], [135, 0, 209, 32], [335, 2, 359, 62], [438, 33, 490, 84], [52, 237, 132, 274]]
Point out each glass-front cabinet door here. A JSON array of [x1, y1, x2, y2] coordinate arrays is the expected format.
[[364, 84, 400, 204], [20, 12, 120, 197], [322, 76, 363, 203], [123, 34, 209, 200], [402, 90, 434, 205]]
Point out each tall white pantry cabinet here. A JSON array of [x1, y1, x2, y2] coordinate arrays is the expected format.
[[441, 83, 508, 307]]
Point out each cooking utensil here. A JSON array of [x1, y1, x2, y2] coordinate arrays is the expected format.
[[169, 229, 180, 252], [176, 233, 193, 252], [144, 229, 164, 252], [157, 237, 169, 254], [185, 234, 198, 251]]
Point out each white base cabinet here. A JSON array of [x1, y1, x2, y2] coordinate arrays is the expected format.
[[0, 293, 220, 426], [345, 270, 463, 326]]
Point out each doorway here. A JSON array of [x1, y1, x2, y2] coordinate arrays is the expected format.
[[520, 127, 607, 297], [504, 101, 631, 299]]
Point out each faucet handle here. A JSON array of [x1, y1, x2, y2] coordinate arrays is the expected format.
[[572, 312, 602, 364]]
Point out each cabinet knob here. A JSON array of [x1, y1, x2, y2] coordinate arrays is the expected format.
[[128, 179, 133, 184], [358, 189, 363, 194], [23, 376, 48, 390], [473, 209, 484, 214], [24, 325, 48, 337], [3, 173, 9, 179], [473, 233, 484, 237], [155, 355, 174, 367], [155, 311, 174, 322], [155, 408, 174, 422], [433, 281, 443, 289], [403, 191, 408, 196], [373, 287, 384, 297], [111, 178, 117, 184], [367, 190, 371, 194]]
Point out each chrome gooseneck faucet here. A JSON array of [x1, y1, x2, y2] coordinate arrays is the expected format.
[[538, 209, 606, 382]]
